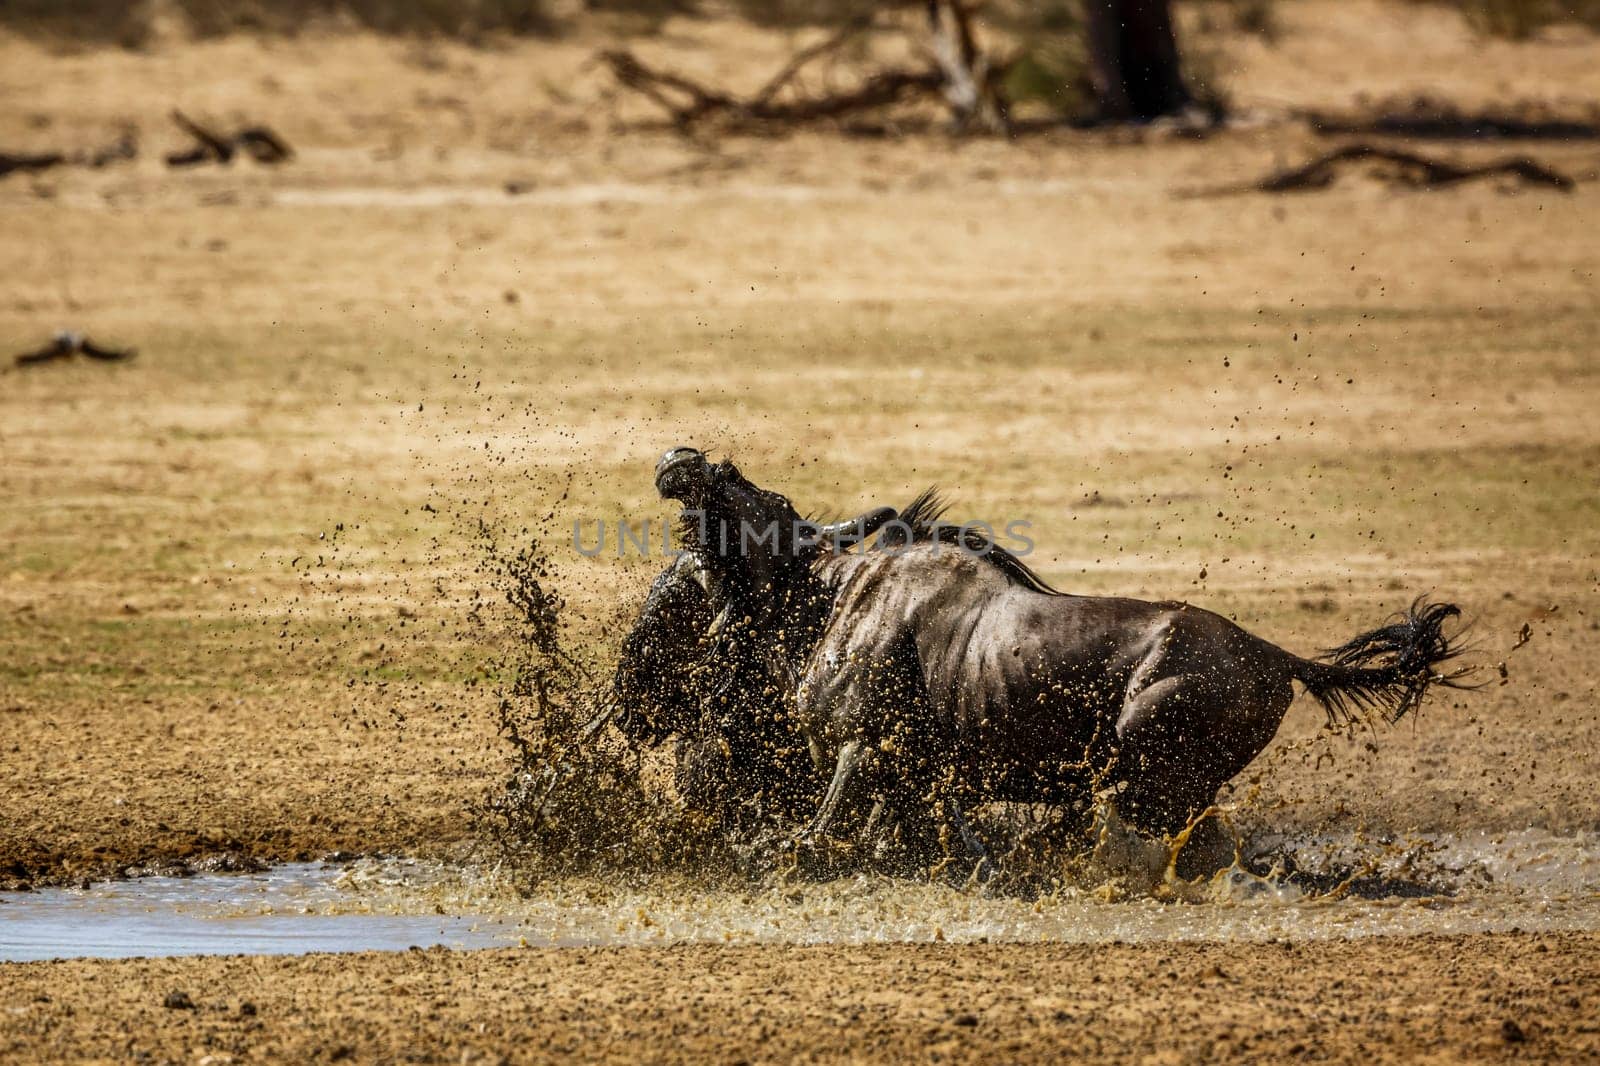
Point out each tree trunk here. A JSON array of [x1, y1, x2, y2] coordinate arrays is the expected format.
[[1083, 0, 1190, 122], [925, 0, 1009, 134]]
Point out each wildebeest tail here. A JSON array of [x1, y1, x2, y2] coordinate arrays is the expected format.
[[1291, 599, 1471, 725]]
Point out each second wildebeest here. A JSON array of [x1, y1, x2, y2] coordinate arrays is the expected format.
[[611, 512, 892, 839], [647, 446, 1471, 875]]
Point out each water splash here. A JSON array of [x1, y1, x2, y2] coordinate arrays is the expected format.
[[470, 524, 736, 886], [4, 828, 1596, 961]]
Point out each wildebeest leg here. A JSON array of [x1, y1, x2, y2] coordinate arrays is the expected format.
[[797, 738, 874, 845], [941, 797, 997, 882], [1110, 674, 1238, 879], [1113, 670, 1289, 846]]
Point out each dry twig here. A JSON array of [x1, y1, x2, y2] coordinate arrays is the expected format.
[[167, 110, 293, 167], [1188, 143, 1575, 197], [598, 14, 946, 132]]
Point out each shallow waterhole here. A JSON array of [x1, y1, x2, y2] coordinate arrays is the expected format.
[[3, 829, 1597, 963]]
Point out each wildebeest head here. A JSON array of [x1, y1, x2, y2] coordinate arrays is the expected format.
[[653, 446, 894, 626]]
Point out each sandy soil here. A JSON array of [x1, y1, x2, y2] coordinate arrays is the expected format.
[[1, 1, 1599, 1058], [0, 933, 1595, 1063]]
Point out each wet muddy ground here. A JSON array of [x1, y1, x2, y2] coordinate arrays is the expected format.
[[4, 934, 1598, 1063], [4, 827, 1600, 963], [2, 0, 1599, 1059]]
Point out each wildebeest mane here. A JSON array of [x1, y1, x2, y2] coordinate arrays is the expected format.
[[882, 486, 1062, 596]]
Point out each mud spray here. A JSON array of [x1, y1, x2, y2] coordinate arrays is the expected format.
[[235, 385, 1599, 947], [452, 518, 1598, 928], [470, 520, 736, 885], [9, 462, 1597, 958]]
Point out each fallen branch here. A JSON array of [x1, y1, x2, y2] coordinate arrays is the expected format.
[[599, 21, 944, 132], [757, 67, 945, 123], [234, 125, 294, 164], [750, 14, 875, 109], [0, 130, 137, 180], [1258, 144, 1572, 192], [599, 51, 737, 128], [0, 150, 65, 179], [168, 110, 236, 165], [166, 110, 293, 167], [1189, 143, 1575, 196]]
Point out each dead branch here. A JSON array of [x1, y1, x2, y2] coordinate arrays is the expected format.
[[1256, 144, 1573, 192], [0, 130, 137, 180], [168, 110, 236, 165], [597, 2, 1030, 135], [760, 68, 945, 123], [599, 44, 944, 131], [1188, 144, 1575, 197], [235, 125, 294, 164], [599, 51, 738, 128], [0, 150, 66, 179], [167, 110, 294, 167], [751, 14, 875, 109]]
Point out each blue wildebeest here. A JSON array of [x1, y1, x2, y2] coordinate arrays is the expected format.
[[621, 447, 1469, 874]]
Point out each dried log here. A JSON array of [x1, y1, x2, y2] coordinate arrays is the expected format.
[[166, 110, 293, 167], [750, 14, 875, 109], [168, 110, 235, 165], [0, 150, 66, 179], [235, 126, 294, 164], [0, 130, 136, 180], [1183, 144, 1576, 197], [599, 15, 945, 133], [1253, 144, 1574, 193]]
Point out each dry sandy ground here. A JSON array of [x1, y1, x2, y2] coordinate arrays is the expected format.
[[3, 934, 1598, 1064], [1, 0, 1599, 1059]]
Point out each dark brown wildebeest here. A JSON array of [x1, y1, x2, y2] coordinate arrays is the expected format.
[[612, 551, 816, 834], [611, 510, 892, 840], [645, 446, 1471, 874]]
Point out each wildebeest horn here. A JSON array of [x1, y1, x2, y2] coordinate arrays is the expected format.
[[655, 446, 709, 500], [667, 547, 710, 591], [807, 507, 898, 546]]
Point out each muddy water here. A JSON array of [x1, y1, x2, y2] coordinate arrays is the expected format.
[[3, 829, 1598, 962], [0, 862, 524, 962]]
